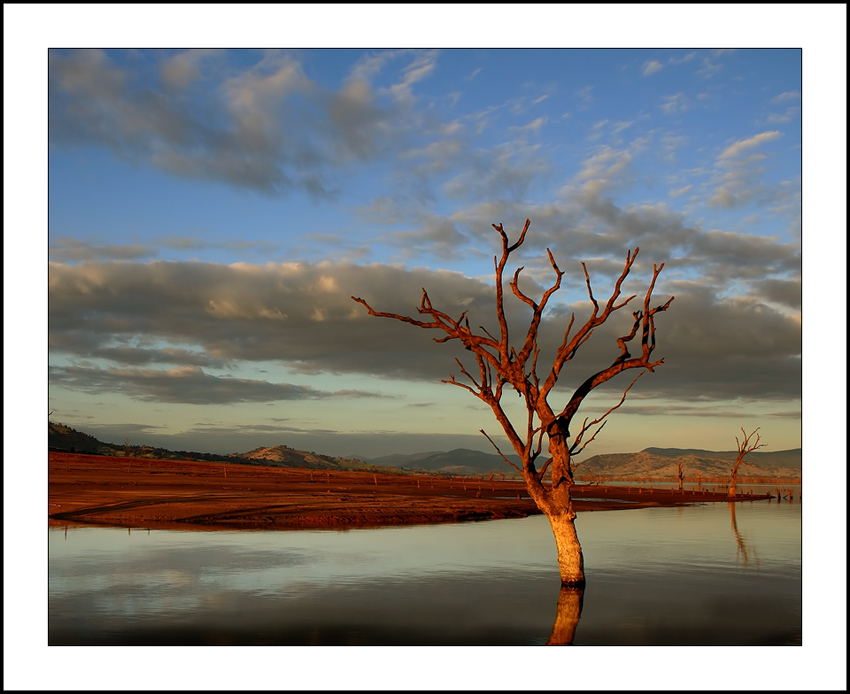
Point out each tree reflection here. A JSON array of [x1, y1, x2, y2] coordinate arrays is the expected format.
[[729, 502, 759, 568], [547, 585, 585, 645]]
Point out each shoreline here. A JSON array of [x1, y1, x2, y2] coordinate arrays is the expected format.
[[49, 452, 779, 532]]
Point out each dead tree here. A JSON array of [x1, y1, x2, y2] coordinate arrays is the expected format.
[[729, 427, 766, 497], [352, 219, 673, 586], [677, 461, 684, 491]]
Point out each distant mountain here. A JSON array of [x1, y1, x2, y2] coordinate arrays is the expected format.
[[236, 445, 365, 471], [577, 447, 802, 480], [367, 448, 522, 477], [49, 422, 116, 456], [48, 422, 802, 480], [50, 421, 252, 464], [49, 422, 408, 474]]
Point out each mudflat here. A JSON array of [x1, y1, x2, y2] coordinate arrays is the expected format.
[[48, 452, 767, 531]]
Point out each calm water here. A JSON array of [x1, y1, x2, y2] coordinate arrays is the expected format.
[[49, 496, 801, 646]]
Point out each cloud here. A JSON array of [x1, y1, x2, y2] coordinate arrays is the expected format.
[[748, 277, 801, 310], [642, 60, 664, 76], [660, 92, 688, 114], [771, 91, 801, 103], [49, 239, 158, 263], [48, 259, 500, 382], [48, 49, 435, 198], [88, 345, 232, 368], [49, 364, 385, 405], [709, 131, 789, 209], [718, 131, 782, 161], [160, 49, 223, 90], [49, 248, 802, 406]]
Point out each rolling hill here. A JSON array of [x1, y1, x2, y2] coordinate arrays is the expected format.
[[576, 447, 802, 480], [48, 422, 801, 480], [367, 448, 522, 477], [48, 422, 407, 474]]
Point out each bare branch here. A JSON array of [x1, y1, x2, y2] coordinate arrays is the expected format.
[[551, 261, 673, 428], [729, 427, 767, 496], [568, 373, 645, 455], [480, 429, 522, 472], [540, 248, 649, 401], [352, 218, 672, 534], [735, 427, 766, 461]]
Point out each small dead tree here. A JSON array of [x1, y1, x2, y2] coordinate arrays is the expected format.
[[352, 219, 673, 586], [729, 427, 766, 497]]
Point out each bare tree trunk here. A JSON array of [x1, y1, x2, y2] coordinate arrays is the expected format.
[[546, 508, 585, 586], [352, 220, 673, 589], [729, 428, 764, 498]]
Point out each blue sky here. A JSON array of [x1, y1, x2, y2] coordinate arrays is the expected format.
[[9, 6, 845, 463]]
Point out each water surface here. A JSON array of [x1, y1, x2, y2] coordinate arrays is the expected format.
[[49, 497, 801, 645]]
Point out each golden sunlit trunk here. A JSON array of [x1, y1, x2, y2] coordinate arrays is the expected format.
[[545, 509, 585, 587]]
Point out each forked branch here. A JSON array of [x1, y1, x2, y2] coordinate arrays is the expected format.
[[352, 219, 674, 479], [735, 427, 766, 464]]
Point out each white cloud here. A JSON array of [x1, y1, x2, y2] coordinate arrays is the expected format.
[[642, 60, 664, 76], [719, 131, 782, 160], [660, 92, 688, 114]]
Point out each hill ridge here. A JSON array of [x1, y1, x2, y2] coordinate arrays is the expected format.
[[48, 422, 801, 479]]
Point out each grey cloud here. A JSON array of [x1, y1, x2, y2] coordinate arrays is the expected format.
[[47, 259, 501, 383], [159, 49, 224, 90], [49, 364, 384, 405], [582, 403, 801, 419], [749, 277, 801, 310], [48, 49, 419, 197], [49, 239, 158, 263], [89, 345, 231, 368], [448, 196, 798, 300], [384, 216, 471, 261], [49, 256, 801, 405], [692, 228, 796, 264], [49, 236, 284, 265], [326, 80, 393, 160], [74, 421, 168, 446]]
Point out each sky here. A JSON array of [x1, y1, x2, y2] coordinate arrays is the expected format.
[[38, 23, 822, 462], [5, 5, 848, 689], [6, 6, 846, 465]]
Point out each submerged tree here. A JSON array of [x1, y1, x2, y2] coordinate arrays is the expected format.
[[352, 220, 673, 586], [729, 427, 766, 497]]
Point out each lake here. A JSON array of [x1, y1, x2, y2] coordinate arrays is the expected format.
[[49, 494, 801, 648]]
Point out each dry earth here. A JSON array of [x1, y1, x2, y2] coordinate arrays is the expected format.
[[48, 452, 771, 531]]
